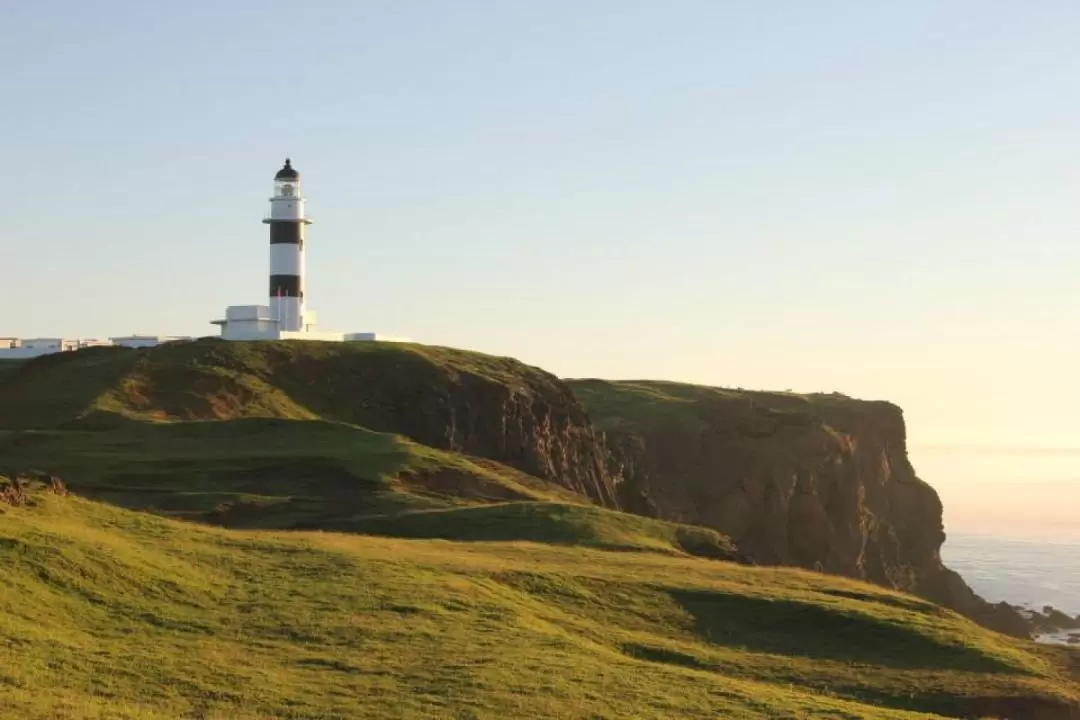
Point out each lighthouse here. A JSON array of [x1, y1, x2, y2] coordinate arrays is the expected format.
[[264, 158, 311, 331], [211, 158, 410, 343]]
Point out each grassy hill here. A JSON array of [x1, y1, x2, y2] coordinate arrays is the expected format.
[[2, 488, 1077, 719], [3, 344, 1079, 717], [0, 341, 551, 427], [0, 341, 613, 527], [0, 340, 616, 505]]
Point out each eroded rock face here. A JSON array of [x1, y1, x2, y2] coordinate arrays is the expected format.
[[103, 341, 620, 507], [573, 381, 1029, 637], [259, 346, 619, 507]]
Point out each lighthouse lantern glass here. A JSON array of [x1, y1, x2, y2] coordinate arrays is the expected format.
[[275, 180, 298, 198]]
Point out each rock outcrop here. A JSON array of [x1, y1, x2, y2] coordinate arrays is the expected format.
[[0, 474, 67, 507], [260, 344, 618, 506], [570, 379, 1030, 636]]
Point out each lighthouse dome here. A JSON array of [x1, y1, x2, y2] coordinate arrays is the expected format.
[[274, 158, 300, 180]]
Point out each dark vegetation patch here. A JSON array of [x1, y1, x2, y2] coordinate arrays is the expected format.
[[339, 502, 740, 561], [621, 642, 706, 669], [670, 588, 1016, 673]]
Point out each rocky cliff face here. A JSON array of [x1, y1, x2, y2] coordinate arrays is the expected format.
[[570, 379, 1029, 636], [258, 343, 619, 507]]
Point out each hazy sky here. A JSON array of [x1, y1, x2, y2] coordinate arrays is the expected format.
[[3, 2, 1079, 467]]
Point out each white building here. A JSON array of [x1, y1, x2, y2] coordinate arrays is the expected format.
[[0, 338, 77, 359], [110, 335, 190, 349], [0, 335, 190, 360], [211, 158, 408, 344]]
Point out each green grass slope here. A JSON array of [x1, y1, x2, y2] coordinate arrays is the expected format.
[[0, 419, 587, 526], [2, 491, 1077, 720]]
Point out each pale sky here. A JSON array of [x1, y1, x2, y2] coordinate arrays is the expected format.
[[2, 2, 1079, 521]]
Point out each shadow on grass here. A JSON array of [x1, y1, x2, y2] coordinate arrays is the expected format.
[[0, 347, 140, 429], [337, 502, 741, 561], [670, 588, 1018, 673], [0, 418, 413, 528]]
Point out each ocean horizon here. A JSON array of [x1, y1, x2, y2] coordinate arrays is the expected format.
[[911, 445, 1080, 620], [942, 532, 1080, 618]]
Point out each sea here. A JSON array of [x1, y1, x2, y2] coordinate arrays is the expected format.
[[942, 534, 1080, 613], [911, 445, 1080, 642]]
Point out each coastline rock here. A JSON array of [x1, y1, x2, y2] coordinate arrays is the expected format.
[[1026, 606, 1080, 633], [571, 380, 1033, 637]]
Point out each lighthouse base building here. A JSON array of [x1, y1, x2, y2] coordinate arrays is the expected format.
[[211, 158, 409, 344], [211, 306, 404, 343]]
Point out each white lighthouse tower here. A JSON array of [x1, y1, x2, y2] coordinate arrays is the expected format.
[[211, 158, 410, 343], [265, 158, 311, 331]]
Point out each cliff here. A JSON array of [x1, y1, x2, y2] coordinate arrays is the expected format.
[[569, 379, 1030, 636], [3, 343, 1078, 717], [0, 342, 1028, 636], [0, 340, 617, 507]]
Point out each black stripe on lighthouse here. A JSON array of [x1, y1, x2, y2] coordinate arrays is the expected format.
[[270, 275, 302, 298], [269, 222, 303, 244]]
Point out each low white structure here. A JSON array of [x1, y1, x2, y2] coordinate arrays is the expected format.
[[111, 335, 190, 348], [0, 338, 77, 359], [0, 335, 190, 360], [212, 158, 409, 344], [211, 306, 291, 340]]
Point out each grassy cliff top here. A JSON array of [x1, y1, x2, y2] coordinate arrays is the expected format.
[[1, 490, 1076, 719], [568, 378, 900, 434], [0, 340, 609, 521], [0, 339, 564, 428]]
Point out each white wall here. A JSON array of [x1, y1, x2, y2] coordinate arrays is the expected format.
[[0, 337, 87, 358], [0, 346, 60, 359], [278, 330, 345, 342], [268, 297, 304, 332], [225, 305, 274, 321], [344, 332, 412, 343], [219, 320, 280, 341], [110, 336, 189, 348], [268, 244, 302, 275], [268, 198, 307, 221]]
